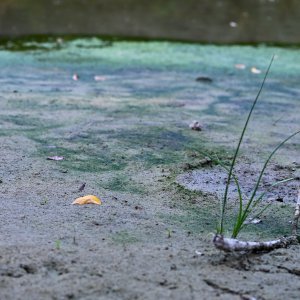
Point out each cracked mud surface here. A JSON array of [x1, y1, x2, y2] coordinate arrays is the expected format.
[[0, 39, 299, 299], [177, 161, 300, 203]]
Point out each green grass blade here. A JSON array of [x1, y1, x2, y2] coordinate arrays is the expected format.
[[196, 151, 244, 231], [252, 177, 295, 210], [237, 203, 272, 234], [240, 130, 300, 226], [233, 131, 300, 237], [219, 55, 275, 234], [212, 154, 244, 216], [205, 152, 244, 214], [249, 130, 300, 203]]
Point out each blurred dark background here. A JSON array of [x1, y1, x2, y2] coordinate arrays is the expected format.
[[0, 0, 299, 44]]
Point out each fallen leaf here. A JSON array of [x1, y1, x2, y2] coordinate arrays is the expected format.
[[47, 156, 64, 161], [72, 195, 102, 205], [251, 67, 262, 74], [72, 73, 79, 81], [94, 75, 107, 81], [245, 218, 262, 225], [235, 64, 246, 70]]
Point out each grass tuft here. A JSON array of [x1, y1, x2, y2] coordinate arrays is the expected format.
[[216, 55, 300, 238]]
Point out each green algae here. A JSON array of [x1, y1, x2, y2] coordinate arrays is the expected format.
[[111, 230, 140, 245], [165, 203, 293, 239], [1, 114, 43, 127], [102, 174, 145, 194], [0, 37, 299, 77], [35, 141, 128, 173], [113, 128, 189, 150], [161, 182, 294, 239]]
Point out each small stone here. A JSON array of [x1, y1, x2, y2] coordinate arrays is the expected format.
[[251, 67, 262, 74], [245, 218, 262, 225], [72, 73, 79, 81], [195, 250, 204, 256], [195, 76, 213, 83], [189, 121, 202, 131]]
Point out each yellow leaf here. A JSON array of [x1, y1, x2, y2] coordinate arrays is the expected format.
[[72, 195, 102, 205], [251, 67, 262, 74]]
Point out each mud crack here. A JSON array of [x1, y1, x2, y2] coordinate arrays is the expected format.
[[277, 265, 300, 276], [203, 279, 259, 300]]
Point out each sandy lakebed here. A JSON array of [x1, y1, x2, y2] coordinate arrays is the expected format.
[[0, 38, 299, 299]]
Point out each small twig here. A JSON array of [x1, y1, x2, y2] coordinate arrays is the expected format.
[[272, 115, 284, 126], [213, 234, 297, 253], [73, 226, 78, 245], [292, 189, 300, 235]]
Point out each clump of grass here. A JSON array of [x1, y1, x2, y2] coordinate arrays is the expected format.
[[55, 240, 61, 250], [215, 56, 300, 239]]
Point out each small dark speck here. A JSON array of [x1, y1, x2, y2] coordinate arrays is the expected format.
[[196, 76, 213, 83], [92, 221, 101, 226], [78, 182, 86, 192], [159, 279, 168, 286]]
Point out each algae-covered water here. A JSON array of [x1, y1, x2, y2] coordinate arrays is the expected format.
[[0, 38, 299, 300], [1, 38, 299, 162]]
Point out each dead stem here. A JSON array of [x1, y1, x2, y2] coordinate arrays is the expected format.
[[213, 234, 297, 252], [213, 189, 300, 253]]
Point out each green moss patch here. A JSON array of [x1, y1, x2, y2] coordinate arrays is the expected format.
[[102, 174, 145, 194], [111, 230, 140, 245]]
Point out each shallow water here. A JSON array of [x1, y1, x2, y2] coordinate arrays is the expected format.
[[1, 0, 300, 44]]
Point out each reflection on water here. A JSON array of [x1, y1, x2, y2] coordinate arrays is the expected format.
[[0, 0, 300, 44]]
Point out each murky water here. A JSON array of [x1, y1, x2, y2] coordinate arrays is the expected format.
[[1, 1, 300, 44]]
